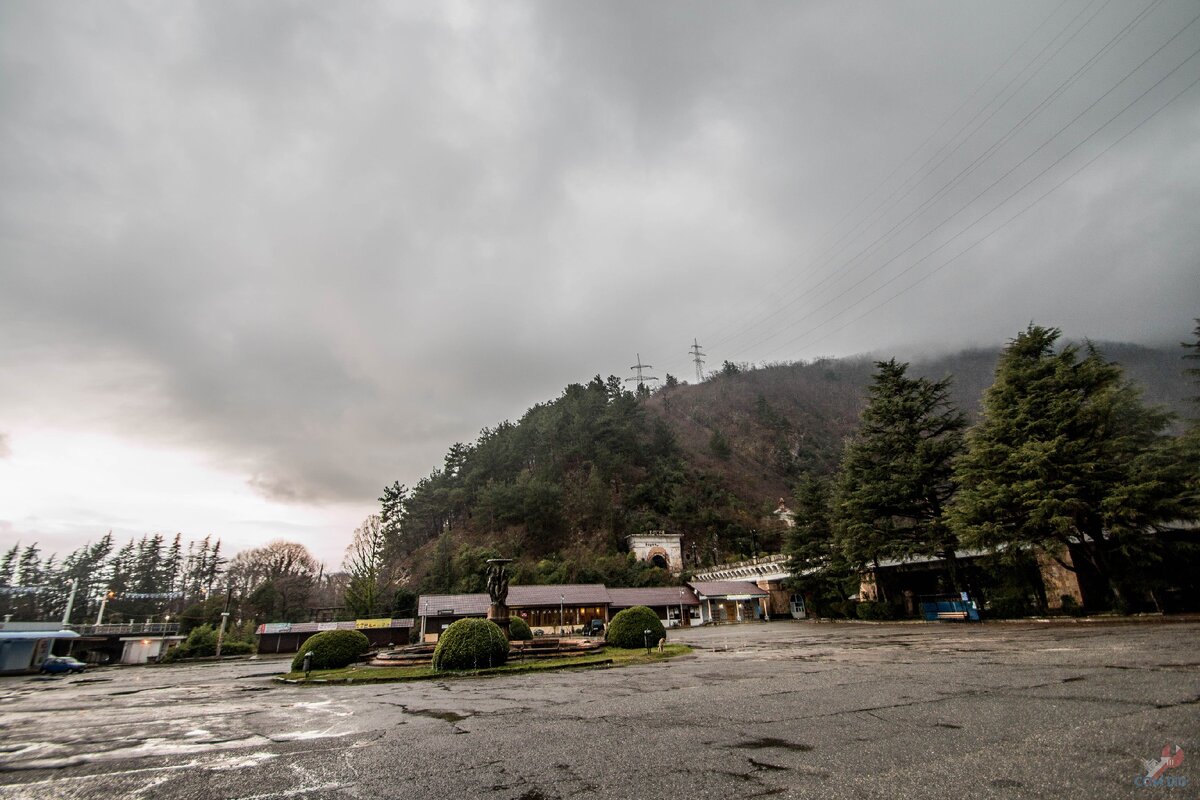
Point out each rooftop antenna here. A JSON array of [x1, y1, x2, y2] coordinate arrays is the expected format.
[[626, 353, 659, 395], [689, 339, 707, 382]]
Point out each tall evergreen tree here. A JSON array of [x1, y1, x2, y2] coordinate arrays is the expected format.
[[949, 325, 1185, 608], [1184, 319, 1200, 410], [379, 481, 407, 534], [1173, 319, 1200, 525], [0, 544, 17, 619], [0, 545, 17, 587], [833, 359, 967, 595], [785, 474, 856, 614], [14, 544, 43, 618]]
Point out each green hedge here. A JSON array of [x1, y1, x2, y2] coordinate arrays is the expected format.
[[605, 605, 665, 649], [508, 617, 532, 641], [433, 618, 509, 670], [161, 624, 257, 662], [855, 601, 892, 620], [291, 629, 371, 672]]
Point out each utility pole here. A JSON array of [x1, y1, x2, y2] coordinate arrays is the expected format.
[[689, 339, 706, 383], [215, 612, 230, 658], [625, 353, 659, 396], [215, 579, 233, 657]]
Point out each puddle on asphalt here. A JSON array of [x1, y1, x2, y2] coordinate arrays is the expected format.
[[731, 737, 813, 752], [406, 708, 470, 723]]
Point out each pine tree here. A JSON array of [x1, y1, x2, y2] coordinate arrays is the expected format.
[[949, 325, 1184, 609], [15, 545, 43, 618], [379, 481, 408, 554], [833, 359, 967, 595], [0, 545, 17, 585], [164, 534, 183, 597], [0, 544, 17, 619], [785, 474, 856, 614], [1184, 319, 1200, 411]]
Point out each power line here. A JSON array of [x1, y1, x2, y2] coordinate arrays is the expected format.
[[730, 16, 1200, 360], [661, 4, 1196, 377], [704, 0, 1100, 357], [765, 52, 1200, 360], [687, 0, 1074, 346], [716, 0, 1149, 358]]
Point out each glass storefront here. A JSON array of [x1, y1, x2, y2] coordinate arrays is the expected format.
[[515, 605, 606, 629]]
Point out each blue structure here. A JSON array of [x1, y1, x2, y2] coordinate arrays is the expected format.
[[0, 629, 81, 674], [920, 598, 980, 622]]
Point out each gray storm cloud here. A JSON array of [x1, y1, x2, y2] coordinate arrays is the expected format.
[[1, 0, 1197, 507]]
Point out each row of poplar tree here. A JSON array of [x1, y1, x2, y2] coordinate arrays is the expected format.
[[0, 533, 225, 624], [787, 324, 1200, 615]]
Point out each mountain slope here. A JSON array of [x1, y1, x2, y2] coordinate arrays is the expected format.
[[394, 339, 1194, 587]]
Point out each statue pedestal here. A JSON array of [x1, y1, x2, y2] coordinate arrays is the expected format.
[[488, 603, 510, 639]]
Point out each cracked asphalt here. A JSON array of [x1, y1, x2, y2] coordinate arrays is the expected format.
[[0, 620, 1196, 799]]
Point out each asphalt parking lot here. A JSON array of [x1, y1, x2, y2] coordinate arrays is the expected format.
[[0, 619, 1196, 799]]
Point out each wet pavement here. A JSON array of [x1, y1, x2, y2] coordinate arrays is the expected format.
[[0, 619, 1196, 799]]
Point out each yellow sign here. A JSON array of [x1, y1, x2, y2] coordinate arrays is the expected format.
[[355, 618, 391, 629]]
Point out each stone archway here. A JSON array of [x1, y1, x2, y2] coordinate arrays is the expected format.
[[647, 546, 670, 571]]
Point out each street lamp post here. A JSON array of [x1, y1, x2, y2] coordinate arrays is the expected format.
[[61, 578, 78, 628], [679, 589, 685, 629], [559, 594, 565, 635], [215, 611, 230, 658], [95, 592, 112, 626]]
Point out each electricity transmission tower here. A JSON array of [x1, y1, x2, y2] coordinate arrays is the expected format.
[[689, 339, 706, 382], [625, 353, 659, 395]]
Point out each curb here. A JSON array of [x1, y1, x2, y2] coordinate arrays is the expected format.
[[274, 656, 618, 685]]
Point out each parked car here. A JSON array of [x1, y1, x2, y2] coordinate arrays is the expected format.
[[40, 656, 88, 675]]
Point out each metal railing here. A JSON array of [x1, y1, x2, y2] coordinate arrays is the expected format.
[[71, 623, 181, 636]]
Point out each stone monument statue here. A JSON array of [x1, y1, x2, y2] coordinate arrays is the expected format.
[[485, 558, 512, 638]]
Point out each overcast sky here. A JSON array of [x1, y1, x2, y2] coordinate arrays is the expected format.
[[2, 1, 1198, 568]]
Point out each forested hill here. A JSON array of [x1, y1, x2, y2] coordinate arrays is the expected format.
[[394, 339, 1194, 589]]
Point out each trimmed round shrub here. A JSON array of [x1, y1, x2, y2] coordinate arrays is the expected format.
[[433, 618, 509, 671], [605, 605, 665, 649], [508, 616, 532, 641], [291, 629, 370, 672]]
